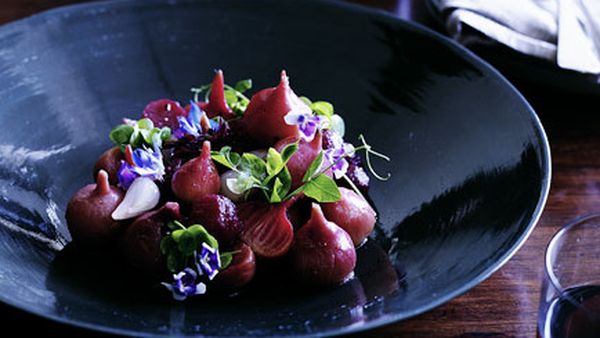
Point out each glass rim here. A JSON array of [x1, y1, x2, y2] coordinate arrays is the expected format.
[[544, 212, 600, 296]]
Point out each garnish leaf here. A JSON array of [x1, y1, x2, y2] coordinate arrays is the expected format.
[[280, 142, 298, 164], [266, 148, 283, 176], [187, 224, 219, 249], [137, 118, 154, 130], [219, 252, 234, 269], [311, 101, 334, 117], [234, 79, 252, 92], [109, 124, 134, 145], [241, 153, 267, 178], [301, 174, 341, 203], [177, 231, 196, 256], [302, 151, 323, 183], [269, 177, 283, 203]]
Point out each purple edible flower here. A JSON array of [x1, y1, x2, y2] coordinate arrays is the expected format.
[[174, 101, 205, 139], [284, 106, 329, 142], [161, 268, 206, 301], [117, 145, 165, 189], [196, 242, 221, 280], [324, 133, 355, 179]]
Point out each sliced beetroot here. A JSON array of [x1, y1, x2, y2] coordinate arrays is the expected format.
[[213, 243, 256, 289], [93, 146, 123, 186], [119, 202, 181, 277], [240, 71, 302, 146], [189, 194, 241, 247], [290, 204, 356, 285], [171, 141, 220, 202], [198, 70, 235, 120], [321, 187, 376, 247], [238, 201, 294, 258], [66, 170, 124, 247], [141, 99, 187, 130], [275, 132, 328, 189]]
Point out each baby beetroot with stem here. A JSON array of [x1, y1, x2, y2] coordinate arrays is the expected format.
[[120, 202, 182, 277], [290, 204, 356, 285], [93, 146, 123, 185], [241, 71, 303, 146], [189, 194, 241, 247], [199, 70, 235, 120], [66, 170, 124, 247], [238, 200, 295, 258], [171, 141, 221, 202], [321, 187, 376, 247], [214, 243, 256, 290]]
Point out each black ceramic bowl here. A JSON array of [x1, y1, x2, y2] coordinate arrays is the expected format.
[[0, 0, 550, 336]]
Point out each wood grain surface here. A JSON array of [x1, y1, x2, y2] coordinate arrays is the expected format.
[[2, 1, 598, 337]]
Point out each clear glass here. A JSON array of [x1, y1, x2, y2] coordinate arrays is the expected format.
[[538, 214, 600, 338]]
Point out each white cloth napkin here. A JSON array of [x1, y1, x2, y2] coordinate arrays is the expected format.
[[431, 0, 600, 74]]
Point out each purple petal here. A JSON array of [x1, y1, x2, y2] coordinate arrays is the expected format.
[[117, 161, 138, 189]]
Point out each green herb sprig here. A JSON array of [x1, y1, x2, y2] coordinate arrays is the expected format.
[[160, 220, 235, 273], [109, 118, 171, 150]]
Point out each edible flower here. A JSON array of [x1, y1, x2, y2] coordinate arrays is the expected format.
[[161, 268, 206, 301], [284, 106, 329, 142], [196, 242, 221, 280], [324, 133, 355, 179], [174, 101, 204, 139], [117, 144, 165, 189]]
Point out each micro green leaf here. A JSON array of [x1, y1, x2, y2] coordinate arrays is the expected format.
[[280, 142, 299, 164], [301, 174, 341, 203], [266, 148, 284, 176], [311, 101, 334, 117], [177, 231, 196, 256], [109, 124, 134, 145], [269, 177, 283, 203], [219, 252, 234, 269], [137, 118, 154, 130], [302, 151, 324, 182], [234, 79, 252, 92]]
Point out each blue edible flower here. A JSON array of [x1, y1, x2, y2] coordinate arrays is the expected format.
[[161, 268, 206, 301], [324, 132, 354, 179], [284, 106, 329, 142], [196, 242, 221, 280], [174, 101, 205, 139], [117, 145, 165, 189]]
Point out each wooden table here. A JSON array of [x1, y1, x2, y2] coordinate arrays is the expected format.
[[2, 1, 598, 337]]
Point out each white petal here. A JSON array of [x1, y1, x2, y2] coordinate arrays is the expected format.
[[220, 171, 244, 201], [194, 282, 207, 295], [111, 177, 160, 220], [330, 114, 345, 138], [283, 110, 303, 125]]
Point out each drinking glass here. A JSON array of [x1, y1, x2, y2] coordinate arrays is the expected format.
[[538, 214, 600, 338]]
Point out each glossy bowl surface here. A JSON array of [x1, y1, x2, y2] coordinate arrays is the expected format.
[[0, 0, 550, 336]]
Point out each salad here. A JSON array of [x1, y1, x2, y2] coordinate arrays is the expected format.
[[65, 70, 390, 300]]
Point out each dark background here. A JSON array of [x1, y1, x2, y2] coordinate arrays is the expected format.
[[1, 0, 599, 337]]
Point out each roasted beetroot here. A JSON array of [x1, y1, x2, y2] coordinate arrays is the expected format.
[[275, 132, 326, 189], [241, 71, 302, 145], [199, 70, 235, 120], [189, 194, 241, 247], [238, 201, 294, 258], [120, 202, 181, 276], [290, 204, 356, 285], [93, 146, 123, 185], [171, 141, 220, 202], [321, 188, 376, 246], [141, 99, 187, 130], [213, 243, 256, 289], [66, 170, 124, 246]]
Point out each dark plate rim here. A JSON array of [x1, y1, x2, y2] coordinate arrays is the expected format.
[[0, 0, 552, 336]]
